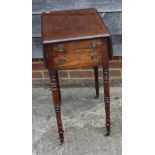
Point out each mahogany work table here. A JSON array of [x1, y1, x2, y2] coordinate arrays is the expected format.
[[42, 8, 113, 144]]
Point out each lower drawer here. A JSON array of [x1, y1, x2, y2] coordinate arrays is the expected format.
[[46, 49, 103, 69]]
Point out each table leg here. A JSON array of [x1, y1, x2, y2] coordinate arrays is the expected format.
[[55, 71, 61, 102], [93, 66, 99, 99], [49, 70, 64, 144], [103, 67, 111, 136]]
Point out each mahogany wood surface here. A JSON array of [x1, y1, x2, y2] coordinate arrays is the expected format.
[[42, 8, 110, 43], [49, 70, 64, 143], [42, 8, 111, 144], [93, 66, 99, 99], [44, 38, 109, 70], [52, 39, 102, 52]]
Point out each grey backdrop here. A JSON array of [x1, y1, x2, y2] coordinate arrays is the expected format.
[[32, 0, 122, 58]]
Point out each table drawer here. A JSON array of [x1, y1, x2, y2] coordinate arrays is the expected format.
[[47, 48, 102, 69], [53, 39, 102, 53]]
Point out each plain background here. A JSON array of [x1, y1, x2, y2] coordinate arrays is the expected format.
[[0, 0, 155, 155]]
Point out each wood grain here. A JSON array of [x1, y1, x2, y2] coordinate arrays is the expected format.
[[42, 8, 110, 43], [52, 39, 102, 52], [32, 0, 122, 57], [42, 8, 112, 143], [32, 12, 122, 37], [32, 35, 121, 58], [49, 70, 64, 143], [45, 47, 103, 70], [93, 66, 99, 98]]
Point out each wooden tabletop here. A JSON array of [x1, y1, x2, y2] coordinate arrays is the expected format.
[[42, 8, 110, 44]]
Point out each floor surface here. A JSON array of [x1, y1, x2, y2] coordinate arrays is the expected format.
[[32, 87, 122, 155]]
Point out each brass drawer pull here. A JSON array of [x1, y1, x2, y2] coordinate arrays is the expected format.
[[91, 40, 97, 48], [57, 44, 65, 51], [58, 57, 66, 64], [91, 52, 97, 60]]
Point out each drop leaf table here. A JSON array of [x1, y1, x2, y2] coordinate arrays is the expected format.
[[42, 8, 113, 144]]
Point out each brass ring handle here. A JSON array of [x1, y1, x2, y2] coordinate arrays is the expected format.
[[57, 44, 65, 51], [91, 40, 97, 48], [58, 57, 66, 64], [91, 52, 97, 60]]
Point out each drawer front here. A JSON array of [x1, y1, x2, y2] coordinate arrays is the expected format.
[[47, 48, 102, 69], [53, 39, 102, 53]]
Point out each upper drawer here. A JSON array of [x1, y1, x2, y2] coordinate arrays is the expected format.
[[52, 39, 102, 53]]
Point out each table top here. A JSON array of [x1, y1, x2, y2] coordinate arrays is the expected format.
[[42, 8, 110, 44]]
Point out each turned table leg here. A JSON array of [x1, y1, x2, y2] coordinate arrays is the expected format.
[[93, 66, 99, 99], [49, 70, 64, 144], [55, 71, 61, 102], [103, 67, 111, 136]]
